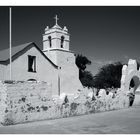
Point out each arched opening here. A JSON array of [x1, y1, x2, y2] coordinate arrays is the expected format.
[[61, 36, 65, 48], [48, 36, 52, 48], [130, 78, 135, 88], [137, 61, 140, 70], [27, 79, 37, 82], [128, 76, 140, 106]]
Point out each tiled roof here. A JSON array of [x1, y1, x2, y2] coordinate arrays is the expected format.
[[0, 42, 32, 61], [0, 42, 58, 68]]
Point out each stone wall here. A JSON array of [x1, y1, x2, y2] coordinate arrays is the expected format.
[[0, 81, 129, 125], [0, 81, 52, 125]]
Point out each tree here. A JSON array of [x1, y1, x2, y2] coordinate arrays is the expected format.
[[76, 54, 91, 71], [80, 71, 94, 88], [76, 54, 94, 88], [93, 62, 123, 89]]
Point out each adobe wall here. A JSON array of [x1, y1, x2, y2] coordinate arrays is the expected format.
[[0, 81, 53, 125], [0, 64, 6, 81], [0, 81, 129, 125], [120, 59, 140, 106], [121, 59, 140, 93]]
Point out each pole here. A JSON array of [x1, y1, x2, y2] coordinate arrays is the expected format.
[[9, 7, 12, 80], [58, 67, 61, 95]]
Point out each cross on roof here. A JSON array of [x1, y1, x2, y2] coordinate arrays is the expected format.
[[54, 15, 59, 25]]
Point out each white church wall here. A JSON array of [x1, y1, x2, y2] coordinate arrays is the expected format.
[[43, 50, 57, 65], [2, 45, 59, 95], [42, 18, 82, 96], [56, 50, 83, 95], [43, 49, 83, 95], [56, 50, 75, 66]]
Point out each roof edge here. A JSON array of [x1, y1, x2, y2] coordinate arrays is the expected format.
[[0, 42, 58, 69]]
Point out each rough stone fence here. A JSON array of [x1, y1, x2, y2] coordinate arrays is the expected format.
[[0, 81, 131, 125]]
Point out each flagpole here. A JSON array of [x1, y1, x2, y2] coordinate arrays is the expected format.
[[9, 7, 12, 80]]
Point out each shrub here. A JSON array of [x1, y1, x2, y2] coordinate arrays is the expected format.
[[93, 62, 123, 89], [76, 54, 94, 88]]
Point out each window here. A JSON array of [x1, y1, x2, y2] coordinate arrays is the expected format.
[[48, 36, 52, 48], [28, 55, 36, 72], [61, 36, 65, 48]]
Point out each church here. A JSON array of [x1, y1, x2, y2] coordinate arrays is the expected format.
[[0, 15, 83, 96]]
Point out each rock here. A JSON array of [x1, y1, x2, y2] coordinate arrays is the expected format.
[[93, 88, 98, 95], [59, 93, 69, 104], [108, 92, 114, 98], [98, 89, 106, 98], [74, 90, 81, 99], [88, 92, 94, 98]]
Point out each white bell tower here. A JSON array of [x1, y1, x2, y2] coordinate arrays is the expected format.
[[42, 15, 83, 95], [43, 15, 70, 52]]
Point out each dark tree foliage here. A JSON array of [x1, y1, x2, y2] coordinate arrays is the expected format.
[[76, 54, 91, 72], [93, 62, 123, 89], [80, 71, 94, 88], [76, 54, 94, 88]]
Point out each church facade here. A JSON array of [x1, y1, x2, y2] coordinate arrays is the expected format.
[[0, 16, 83, 96]]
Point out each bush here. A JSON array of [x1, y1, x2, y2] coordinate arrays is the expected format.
[[76, 54, 94, 88], [93, 62, 123, 89]]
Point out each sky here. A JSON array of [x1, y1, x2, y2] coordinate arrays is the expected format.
[[0, 6, 140, 76]]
